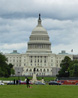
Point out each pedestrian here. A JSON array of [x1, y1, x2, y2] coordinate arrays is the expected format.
[[26, 78, 30, 88], [16, 80, 18, 85], [19, 80, 21, 84], [14, 79, 15, 85]]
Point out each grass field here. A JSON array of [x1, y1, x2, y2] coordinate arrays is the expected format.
[[0, 85, 78, 98], [0, 76, 56, 81]]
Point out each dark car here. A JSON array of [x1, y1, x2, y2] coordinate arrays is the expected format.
[[35, 81, 45, 85], [48, 81, 61, 85], [7, 80, 21, 85]]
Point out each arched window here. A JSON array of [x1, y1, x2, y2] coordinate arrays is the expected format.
[[37, 69, 39, 72], [30, 69, 32, 72], [43, 69, 45, 72]]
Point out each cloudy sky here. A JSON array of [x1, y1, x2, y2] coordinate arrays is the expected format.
[[0, 0, 78, 54]]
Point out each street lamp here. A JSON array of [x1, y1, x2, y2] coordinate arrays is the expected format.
[[18, 72, 20, 80]]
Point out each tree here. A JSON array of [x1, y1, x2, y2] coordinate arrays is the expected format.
[[57, 56, 71, 77], [68, 60, 78, 77], [8, 63, 15, 75], [0, 53, 15, 77], [57, 56, 78, 77], [73, 64, 78, 77]]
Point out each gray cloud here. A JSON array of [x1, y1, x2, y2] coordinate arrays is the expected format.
[[0, 0, 78, 20], [0, 0, 78, 54], [0, 43, 27, 53]]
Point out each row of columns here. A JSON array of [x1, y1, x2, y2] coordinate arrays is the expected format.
[[28, 44, 51, 49]]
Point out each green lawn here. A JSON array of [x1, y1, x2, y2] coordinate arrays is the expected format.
[[0, 76, 56, 81], [0, 85, 78, 98]]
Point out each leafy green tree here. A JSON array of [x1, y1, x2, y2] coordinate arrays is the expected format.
[[57, 56, 71, 77], [57, 56, 78, 77], [73, 64, 78, 77], [8, 63, 15, 75], [0, 53, 15, 77], [69, 60, 78, 77]]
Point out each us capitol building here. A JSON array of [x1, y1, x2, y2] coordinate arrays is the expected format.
[[5, 14, 73, 76]]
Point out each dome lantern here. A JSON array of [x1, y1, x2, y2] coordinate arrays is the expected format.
[[37, 14, 42, 26]]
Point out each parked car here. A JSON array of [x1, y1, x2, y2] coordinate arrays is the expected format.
[[7, 80, 19, 85], [20, 81, 33, 85], [35, 81, 45, 85], [48, 81, 61, 85], [0, 82, 4, 85], [7, 82, 15, 85], [7, 80, 22, 85]]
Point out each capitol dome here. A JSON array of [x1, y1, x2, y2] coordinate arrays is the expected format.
[[27, 14, 52, 53]]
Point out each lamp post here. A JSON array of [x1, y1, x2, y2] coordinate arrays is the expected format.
[[18, 72, 20, 80]]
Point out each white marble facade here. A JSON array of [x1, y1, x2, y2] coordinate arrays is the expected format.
[[5, 15, 73, 76]]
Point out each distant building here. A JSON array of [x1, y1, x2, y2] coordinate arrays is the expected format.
[[5, 15, 73, 76]]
